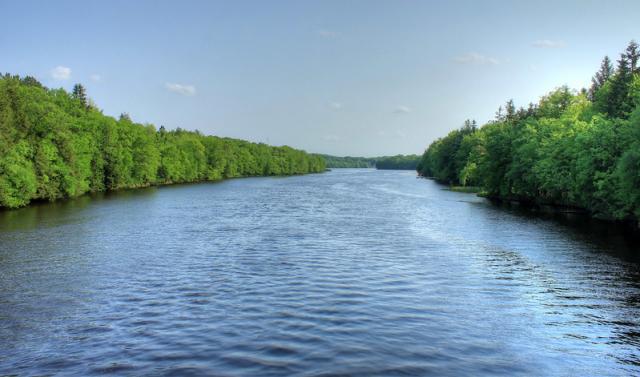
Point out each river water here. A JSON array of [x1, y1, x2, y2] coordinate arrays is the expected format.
[[1, 169, 639, 376]]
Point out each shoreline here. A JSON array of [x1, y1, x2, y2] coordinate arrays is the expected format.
[[0, 171, 325, 212], [422, 176, 640, 234]]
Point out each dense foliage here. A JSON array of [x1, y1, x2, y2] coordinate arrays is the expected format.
[[321, 155, 374, 168], [0, 75, 325, 208], [375, 155, 421, 170], [417, 40, 640, 222], [322, 154, 420, 170]]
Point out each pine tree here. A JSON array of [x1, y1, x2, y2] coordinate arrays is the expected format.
[[607, 53, 632, 117], [525, 102, 537, 118], [589, 56, 613, 100], [625, 40, 639, 73], [505, 99, 516, 121], [21, 76, 43, 88], [71, 83, 88, 109], [461, 119, 478, 133]]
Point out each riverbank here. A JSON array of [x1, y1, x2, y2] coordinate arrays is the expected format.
[[424, 176, 640, 233], [0, 74, 325, 209], [416, 41, 640, 225]]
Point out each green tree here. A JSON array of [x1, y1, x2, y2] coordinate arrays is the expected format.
[[589, 56, 613, 100], [72, 83, 88, 109]]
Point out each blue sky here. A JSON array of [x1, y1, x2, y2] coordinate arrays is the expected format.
[[2, 0, 639, 156]]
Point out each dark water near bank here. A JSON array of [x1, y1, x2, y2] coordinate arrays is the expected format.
[[1, 169, 640, 376]]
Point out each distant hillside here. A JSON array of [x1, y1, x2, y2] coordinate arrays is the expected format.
[[375, 155, 421, 170], [320, 154, 420, 170], [318, 155, 374, 168]]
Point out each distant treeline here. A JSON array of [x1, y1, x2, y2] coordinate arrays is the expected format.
[[0, 74, 325, 208], [321, 155, 373, 168], [418, 40, 640, 222], [322, 154, 420, 170], [375, 155, 421, 170]]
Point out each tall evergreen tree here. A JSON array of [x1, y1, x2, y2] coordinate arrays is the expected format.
[[462, 119, 474, 131], [21, 76, 43, 88], [625, 40, 639, 73], [600, 53, 633, 118], [589, 56, 613, 100], [505, 99, 516, 121], [71, 83, 88, 109]]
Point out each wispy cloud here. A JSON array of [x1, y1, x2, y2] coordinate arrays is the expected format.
[[90, 74, 102, 82], [393, 105, 411, 114], [329, 101, 343, 110], [454, 52, 500, 65], [165, 82, 196, 96], [532, 39, 566, 48], [51, 66, 71, 80], [317, 29, 340, 38]]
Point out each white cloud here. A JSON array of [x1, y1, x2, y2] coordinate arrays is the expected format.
[[90, 74, 102, 82], [454, 52, 500, 65], [532, 39, 565, 48], [51, 66, 71, 80], [393, 105, 411, 114], [165, 82, 196, 96], [317, 29, 340, 38], [329, 101, 343, 110]]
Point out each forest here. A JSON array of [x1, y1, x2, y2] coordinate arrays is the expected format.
[[375, 155, 421, 170], [321, 155, 374, 168], [417, 40, 640, 222], [322, 154, 420, 170], [0, 75, 326, 208]]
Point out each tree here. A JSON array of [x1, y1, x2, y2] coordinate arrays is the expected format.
[[625, 40, 639, 73], [72, 83, 88, 109], [589, 56, 613, 100], [0, 74, 325, 208], [606, 53, 633, 118], [21, 76, 43, 88], [415, 40, 640, 222], [505, 99, 516, 121]]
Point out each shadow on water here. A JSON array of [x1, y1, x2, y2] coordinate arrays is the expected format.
[[473, 199, 640, 261], [0, 187, 159, 232], [426, 175, 640, 261], [0, 177, 286, 233]]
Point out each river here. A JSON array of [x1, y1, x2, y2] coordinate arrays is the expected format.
[[1, 169, 639, 376]]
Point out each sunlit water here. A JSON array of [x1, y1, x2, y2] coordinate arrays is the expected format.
[[1, 169, 640, 376]]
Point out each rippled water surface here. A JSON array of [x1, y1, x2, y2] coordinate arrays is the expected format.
[[1, 169, 640, 376]]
